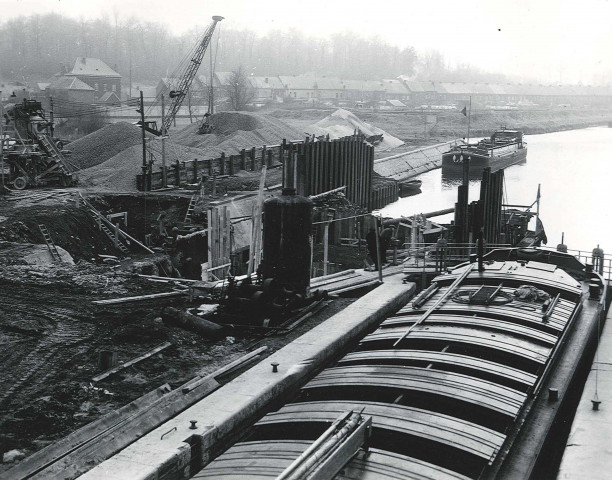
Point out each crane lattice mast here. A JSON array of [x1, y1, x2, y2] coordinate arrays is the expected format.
[[160, 15, 223, 135]]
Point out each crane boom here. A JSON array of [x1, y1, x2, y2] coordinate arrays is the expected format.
[[160, 15, 223, 135]]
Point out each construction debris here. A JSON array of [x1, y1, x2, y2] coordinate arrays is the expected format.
[[92, 342, 173, 382]]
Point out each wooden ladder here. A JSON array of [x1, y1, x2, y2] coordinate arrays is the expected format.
[[38, 224, 62, 262], [184, 194, 198, 223], [86, 210, 129, 254], [35, 132, 72, 177]]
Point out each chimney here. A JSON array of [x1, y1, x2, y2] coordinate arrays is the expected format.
[[265, 77, 268, 84], [81, 57, 86, 64]]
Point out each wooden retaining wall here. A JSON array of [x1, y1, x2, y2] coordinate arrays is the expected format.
[[137, 134, 400, 212], [137, 143, 280, 191], [370, 178, 399, 210], [290, 134, 374, 210]]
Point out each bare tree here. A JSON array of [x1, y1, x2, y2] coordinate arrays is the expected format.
[[225, 66, 254, 111]]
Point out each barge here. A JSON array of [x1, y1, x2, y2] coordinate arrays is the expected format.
[[196, 248, 606, 479], [442, 129, 527, 173]]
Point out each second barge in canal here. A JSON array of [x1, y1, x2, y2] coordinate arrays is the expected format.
[[192, 248, 606, 480], [442, 129, 528, 173]]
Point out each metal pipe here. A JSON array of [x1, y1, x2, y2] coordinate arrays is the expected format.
[[285, 413, 362, 479], [394, 263, 474, 347], [276, 411, 353, 480], [542, 293, 561, 322]]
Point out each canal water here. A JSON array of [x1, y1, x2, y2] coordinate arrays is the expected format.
[[380, 126, 612, 253]]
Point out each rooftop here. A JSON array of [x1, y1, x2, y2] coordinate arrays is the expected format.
[[67, 58, 121, 78], [48, 76, 95, 91]]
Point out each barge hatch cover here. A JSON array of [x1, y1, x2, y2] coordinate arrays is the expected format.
[[196, 257, 605, 479]]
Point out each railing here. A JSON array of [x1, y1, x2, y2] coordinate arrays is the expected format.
[[539, 245, 612, 282], [399, 242, 513, 272], [400, 242, 612, 283]]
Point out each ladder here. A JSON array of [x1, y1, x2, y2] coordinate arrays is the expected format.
[[33, 132, 73, 180], [38, 224, 62, 262], [87, 209, 130, 254], [184, 194, 198, 223]]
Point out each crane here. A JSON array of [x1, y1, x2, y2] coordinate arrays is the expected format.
[[152, 15, 223, 136]]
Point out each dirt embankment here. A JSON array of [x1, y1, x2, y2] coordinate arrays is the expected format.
[[348, 108, 612, 144], [269, 107, 612, 148]]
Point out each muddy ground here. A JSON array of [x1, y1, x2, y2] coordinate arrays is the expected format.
[[0, 186, 355, 472]]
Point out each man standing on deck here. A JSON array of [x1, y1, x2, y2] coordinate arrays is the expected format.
[[379, 225, 394, 265], [366, 227, 379, 270]]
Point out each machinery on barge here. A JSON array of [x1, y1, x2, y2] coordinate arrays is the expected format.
[[196, 247, 606, 479]]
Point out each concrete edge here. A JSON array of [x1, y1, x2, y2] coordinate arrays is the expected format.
[[79, 280, 415, 480]]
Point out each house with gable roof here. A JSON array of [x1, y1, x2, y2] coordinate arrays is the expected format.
[[65, 57, 121, 100]]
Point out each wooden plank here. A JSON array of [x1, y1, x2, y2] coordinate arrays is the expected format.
[[184, 346, 268, 392], [92, 342, 172, 382], [331, 278, 381, 295], [4, 385, 171, 480], [37, 378, 220, 479], [92, 291, 187, 305]]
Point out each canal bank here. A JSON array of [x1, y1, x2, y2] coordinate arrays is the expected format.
[[370, 108, 612, 183], [380, 126, 612, 255]]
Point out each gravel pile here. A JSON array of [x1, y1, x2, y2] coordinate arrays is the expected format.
[[305, 109, 404, 150], [68, 122, 154, 169], [78, 142, 207, 192], [171, 111, 303, 154]]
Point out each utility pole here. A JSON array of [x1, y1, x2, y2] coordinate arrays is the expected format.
[[49, 96, 55, 138], [209, 37, 214, 115], [139, 91, 147, 191], [0, 91, 4, 188], [161, 94, 167, 188]]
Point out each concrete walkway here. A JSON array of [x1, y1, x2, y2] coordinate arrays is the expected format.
[[80, 277, 414, 480], [557, 308, 612, 479], [374, 140, 458, 182]]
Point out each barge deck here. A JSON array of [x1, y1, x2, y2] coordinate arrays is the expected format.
[[194, 251, 605, 479]]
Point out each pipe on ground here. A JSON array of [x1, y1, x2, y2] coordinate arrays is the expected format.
[[162, 307, 225, 339]]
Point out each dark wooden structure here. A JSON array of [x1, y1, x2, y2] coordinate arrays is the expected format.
[[454, 167, 504, 244], [137, 133, 399, 212]]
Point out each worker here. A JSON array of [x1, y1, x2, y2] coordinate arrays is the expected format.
[[379, 225, 394, 264], [365, 227, 379, 271]]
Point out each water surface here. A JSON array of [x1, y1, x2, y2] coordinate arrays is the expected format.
[[381, 127, 612, 253]]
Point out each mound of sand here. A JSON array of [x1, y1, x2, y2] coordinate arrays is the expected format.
[[305, 109, 404, 150], [67, 122, 155, 170], [170, 111, 303, 155], [78, 142, 208, 192]]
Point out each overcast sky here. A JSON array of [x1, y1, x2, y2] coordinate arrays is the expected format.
[[4, 0, 612, 83]]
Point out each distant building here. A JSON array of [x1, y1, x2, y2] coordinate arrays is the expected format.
[[65, 57, 121, 100], [248, 76, 285, 101], [96, 91, 121, 105], [380, 79, 410, 101], [46, 76, 96, 113], [278, 75, 345, 101], [156, 76, 206, 101]]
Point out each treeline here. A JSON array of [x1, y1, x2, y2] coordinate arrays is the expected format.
[[0, 13, 506, 85]]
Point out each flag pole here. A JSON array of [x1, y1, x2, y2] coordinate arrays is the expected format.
[[536, 184, 541, 224], [466, 95, 472, 145]]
